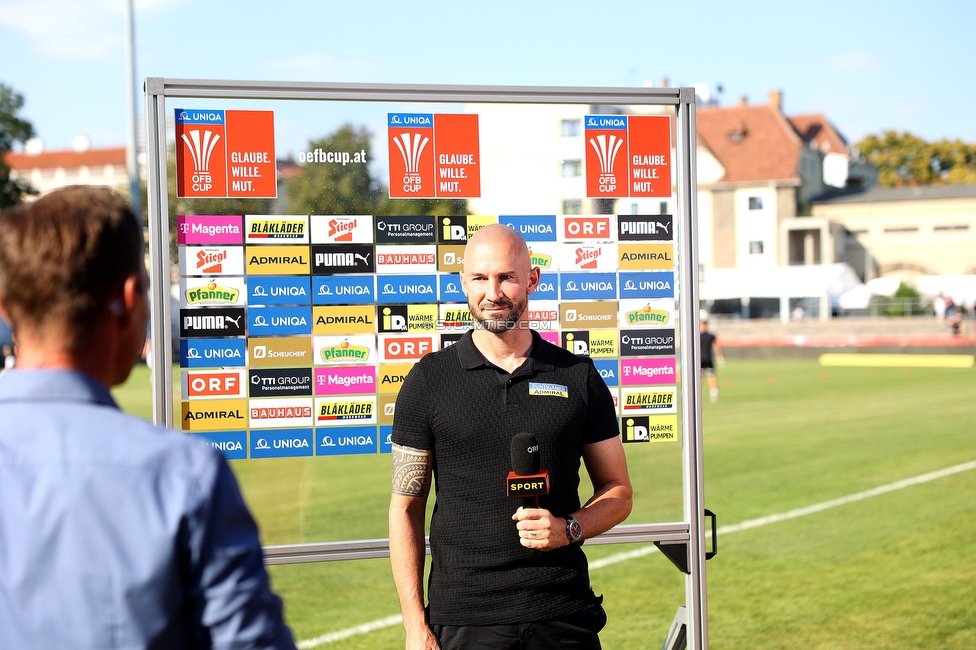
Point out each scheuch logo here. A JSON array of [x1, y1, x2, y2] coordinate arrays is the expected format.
[[180, 308, 245, 337], [312, 244, 375, 274], [617, 215, 673, 241]]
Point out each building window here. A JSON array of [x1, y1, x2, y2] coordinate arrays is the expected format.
[[630, 203, 639, 215], [64, 167, 79, 179], [659, 201, 668, 215], [749, 240, 764, 255], [562, 199, 583, 215], [933, 224, 970, 232], [883, 226, 919, 234], [561, 159, 582, 177], [748, 196, 763, 210], [42, 169, 57, 180], [561, 119, 581, 137]]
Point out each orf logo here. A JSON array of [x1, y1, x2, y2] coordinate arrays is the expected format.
[[564, 217, 611, 240]]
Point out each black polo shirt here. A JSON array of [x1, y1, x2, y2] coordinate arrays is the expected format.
[[392, 330, 619, 626]]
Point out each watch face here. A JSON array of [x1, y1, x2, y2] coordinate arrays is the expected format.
[[568, 518, 582, 541]]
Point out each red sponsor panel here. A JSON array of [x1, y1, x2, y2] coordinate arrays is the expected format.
[[184, 370, 245, 398], [224, 110, 277, 198], [433, 113, 481, 198], [388, 114, 435, 198], [628, 115, 672, 197], [584, 117, 629, 198], [176, 119, 226, 199], [382, 335, 436, 361], [564, 216, 612, 240]]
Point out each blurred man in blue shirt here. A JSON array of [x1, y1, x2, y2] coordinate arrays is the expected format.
[[0, 187, 295, 649]]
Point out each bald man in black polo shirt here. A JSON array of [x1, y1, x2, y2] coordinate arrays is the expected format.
[[389, 224, 633, 650]]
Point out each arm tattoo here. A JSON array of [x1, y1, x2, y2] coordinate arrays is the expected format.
[[391, 444, 432, 497]]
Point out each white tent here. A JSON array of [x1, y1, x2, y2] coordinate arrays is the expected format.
[[700, 263, 863, 321]]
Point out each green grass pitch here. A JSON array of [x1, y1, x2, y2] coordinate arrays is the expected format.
[[112, 359, 976, 648]]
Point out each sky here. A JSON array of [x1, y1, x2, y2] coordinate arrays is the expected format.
[[1, 0, 974, 157]]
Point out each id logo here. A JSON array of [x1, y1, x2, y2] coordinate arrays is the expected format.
[[310, 215, 373, 244], [377, 275, 437, 304], [623, 415, 678, 443], [439, 216, 468, 242], [313, 276, 375, 305], [499, 215, 557, 242], [180, 338, 247, 368]]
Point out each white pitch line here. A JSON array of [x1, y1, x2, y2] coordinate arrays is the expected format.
[[298, 460, 976, 648]]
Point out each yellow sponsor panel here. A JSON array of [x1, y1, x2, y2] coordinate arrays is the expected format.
[[819, 353, 974, 368], [181, 399, 248, 431], [245, 245, 310, 275], [618, 243, 674, 270], [405, 304, 440, 332], [587, 329, 618, 358], [379, 394, 398, 425], [438, 244, 465, 273], [646, 415, 679, 442], [313, 305, 375, 334], [466, 215, 498, 238], [378, 363, 414, 394]]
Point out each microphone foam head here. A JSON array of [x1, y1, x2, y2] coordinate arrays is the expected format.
[[511, 432, 540, 475]]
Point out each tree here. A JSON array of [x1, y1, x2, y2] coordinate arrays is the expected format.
[[287, 124, 465, 217], [0, 83, 36, 209], [857, 130, 976, 188]]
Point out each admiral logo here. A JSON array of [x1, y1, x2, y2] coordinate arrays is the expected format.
[[313, 276, 375, 305], [499, 215, 557, 242], [180, 308, 245, 338], [375, 216, 436, 243], [620, 329, 676, 356], [617, 215, 673, 241], [249, 368, 313, 397], [182, 369, 246, 399], [191, 431, 247, 460], [178, 246, 244, 276], [181, 399, 247, 432], [377, 275, 437, 304], [311, 244, 375, 274], [563, 216, 612, 240], [245, 216, 308, 244], [249, 306, 311, 336], [315, 397, 377, 424], [248, 276, 311, 306], [622, 387, 677, 413], [251, 429, 314, 459], [593, 359, 619, 387], [621, 358, 677, 386], [560, 273, 617, 300], [314, 305, 375, 334], [378, 363, 413, 394], [560, 301, 617, 329], [375, 245, 437, 274], [314, 366, 377, 396], [618, 243, 674, 271], [619, 272, 674, 299], [180, 339, 246, 368], [380, 335, 436, 361], [248, 337, 312, 367], [318, 425, 377, 455], [245, 245, 310, 275], [177, 215, 243, 245], [310, 214, 374, 244]]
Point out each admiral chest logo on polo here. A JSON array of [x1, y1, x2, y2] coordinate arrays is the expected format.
[[528, 382, 568, 398]]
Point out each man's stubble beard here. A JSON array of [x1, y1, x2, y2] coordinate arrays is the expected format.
[[471, 294, 529, 332]]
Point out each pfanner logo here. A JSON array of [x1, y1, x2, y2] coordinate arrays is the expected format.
[[181, 278, 244, 307]]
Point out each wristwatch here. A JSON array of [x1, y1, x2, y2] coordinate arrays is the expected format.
[[565, 516, 583, 544]]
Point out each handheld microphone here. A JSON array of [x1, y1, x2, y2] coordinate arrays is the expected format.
[[508, 432, 550, 509]]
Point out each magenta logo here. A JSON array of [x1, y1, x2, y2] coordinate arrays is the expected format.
[[539, 331, 560, 346], [314, 366, 377, 396], [177, 215, 243, 245], [620, 358, 676, 385]]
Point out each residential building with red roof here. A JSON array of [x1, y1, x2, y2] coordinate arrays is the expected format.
[[4, 138, 130, 197]]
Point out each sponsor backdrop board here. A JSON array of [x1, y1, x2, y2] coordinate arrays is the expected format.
[[174, 114, 678, 460], [176, 211, 678, 457]]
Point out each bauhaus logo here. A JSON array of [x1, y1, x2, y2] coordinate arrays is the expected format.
[[375, 245, 437, 274], [249, 397, 314, 429], [375, 216, 436, 244], [313, 276, 375, 305], [617, 215, 673, 241], [311, 244, 375, 275], [180, 308, 245, 338]]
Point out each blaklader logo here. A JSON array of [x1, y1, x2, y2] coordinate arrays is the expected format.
[[621, 387, 677, 414], [245, 216, 308, 244], [315, 396, 377, 424], [180, 308, 245, 338]]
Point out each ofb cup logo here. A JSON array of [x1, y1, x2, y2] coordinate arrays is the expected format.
[[589, 133, 624, 192], [181, 129, 220, 175], [392, 132, 429, 188]]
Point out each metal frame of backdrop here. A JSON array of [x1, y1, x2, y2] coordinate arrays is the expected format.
[[144, 78, 710, 649]]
